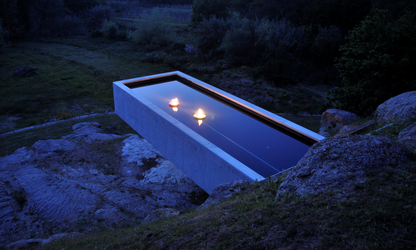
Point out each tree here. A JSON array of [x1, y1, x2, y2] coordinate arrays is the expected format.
[[330, 10, 416, 116], [191, 0, 230, 28], [64, 0, 106, 14], [0, 0, 24, 42]]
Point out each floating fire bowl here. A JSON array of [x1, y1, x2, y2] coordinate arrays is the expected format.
[[113, 71, 324, 193]]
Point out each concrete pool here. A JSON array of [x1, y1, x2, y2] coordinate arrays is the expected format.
[[113, 71, 324, 193]]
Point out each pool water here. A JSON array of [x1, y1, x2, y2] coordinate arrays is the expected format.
[[131, 80, 310, 177]]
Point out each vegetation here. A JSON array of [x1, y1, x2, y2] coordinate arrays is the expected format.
[[330, 10, 416, 116], [0, 113, 137, 157], [43, 161, 416, 249], [1, 1, 416, 247], [191, 0, 230, 28]]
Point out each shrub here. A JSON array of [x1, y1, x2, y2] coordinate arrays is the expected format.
[[194, 17, 233, 58], [81, 4, 112, 30], [27, 0, 69, 36], [100, 19, 118, 39], [330, 10, 416, 116], [129, 20, 175, 50], [312, 25, 343, 63], [50, 15, 87, 36], [255, 19, 304, 61], [219, 18, 255, 65], [191, 0, 230, 28], [0, 18, 7, 46], [64, 0, 106, 13], [109, 0, 129, 14]]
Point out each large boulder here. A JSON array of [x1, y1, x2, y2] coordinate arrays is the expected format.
[[278, 135, 413, 197], [398, 122, 416, 152], [198, 180, 247, 210], [319, 109, 359, 136], [375, 91, 416, 125]]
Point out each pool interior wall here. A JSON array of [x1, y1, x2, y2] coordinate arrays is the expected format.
[[113, 71, 325, 193]]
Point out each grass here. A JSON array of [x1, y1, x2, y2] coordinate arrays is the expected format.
[[42, 161, 416, 249], [0, 37, 173, 134], [370, 119, 416, 140], [0, 113, 136, 157]]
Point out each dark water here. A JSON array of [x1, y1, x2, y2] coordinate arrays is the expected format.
[[131, 81, 309, 177]]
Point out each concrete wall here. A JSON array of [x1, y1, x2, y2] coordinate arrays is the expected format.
[[114, 71, 324, 194], [114, 75, 265, 194]]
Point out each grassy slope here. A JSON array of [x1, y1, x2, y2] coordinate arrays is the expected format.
[[0, 36, 173, 133], [43, 162, 416, 249]]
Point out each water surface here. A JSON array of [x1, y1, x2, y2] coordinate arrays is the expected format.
[[131, 81, 309, 177]]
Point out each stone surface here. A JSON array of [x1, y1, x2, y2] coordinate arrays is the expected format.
[[335, 120, 376, 137], [0, 122, 207, 247], [141, 208, 180, 225], [198, 180, 247, 209], [278, 135, 413, 197], [375, 91, 416, 125], [319, 109, 358, 136], [398, 122, 416, 151]]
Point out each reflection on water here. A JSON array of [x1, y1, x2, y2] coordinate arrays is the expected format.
[[131, 81, 310, 177]]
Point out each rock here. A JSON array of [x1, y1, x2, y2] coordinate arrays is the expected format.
[[319, 109, 359, 136], [338, 125, 353, 134], [336, 120, 376, 137], [398, 122, 416, 151], [63, 122, 121, 142], [104, 125, 121, 135], [141, 208, 180, 225], [13, 67, 38, 77], [94, 207, 124, 225], [198, 180, 247, 209], [375, 91, 416, 125], [0, 122, 206, 247], [32, 139, 76, 155], [278, 135, 413, 197], [140, 160, 190, 185]]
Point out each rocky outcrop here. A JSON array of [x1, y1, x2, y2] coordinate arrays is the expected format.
[[319, 109, 358, 136], [141, 208, 180, 225], [0, 122, 207, 247], [375, 91, 416, 125], [399, 122, 416, 151], [278, 135, 413, 197], [198, 180, 247, 209]]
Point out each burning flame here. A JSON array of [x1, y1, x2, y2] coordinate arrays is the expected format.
[[169, 98, 180, 112], [193, 108, 206, 126], [169, 98, 180, 107]]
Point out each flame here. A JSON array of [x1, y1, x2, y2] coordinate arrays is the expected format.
[[194, 109, 206, 119], [193, 109, 206, 126], [169, 98, 180, 107]]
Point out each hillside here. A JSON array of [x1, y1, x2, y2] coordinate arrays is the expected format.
[[40, 135, 416, 249]]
